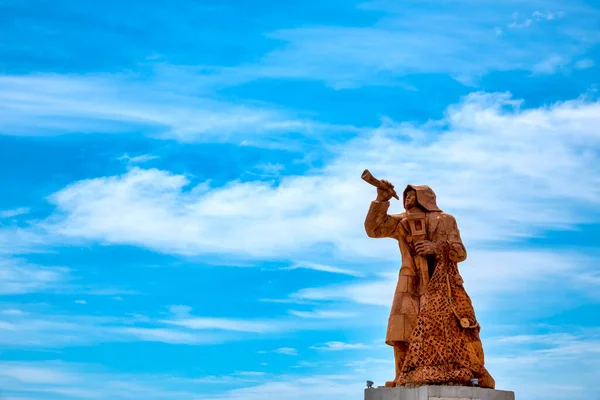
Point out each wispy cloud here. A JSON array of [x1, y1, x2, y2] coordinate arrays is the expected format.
[[246, 163, 286, 178], [192, 371, 265, 384], [483, 327, 600, 399], [0, 256, 136, 298], [212, 1, 599, 88], [0, 257, 69, 295], [115, 327, 216, 345], [283, 262, 363, 277], [532, 10, 563, 21], [310, 341, 370, 351], [532, 55, 568, 74], [0, 227, 50, 255], [288, 310, 356, 319], [508, 18, 533, 29], [0, 74, 350, 145], [0, 306, 259, 347], [291, 278, 393, 307], [162, 317, 275, 334], [0, 208, 30, 219], [0, 302, 369, 348], [117, 154, 160, 164], [487, 328, 600, 360], [201, 375, 365, 400], [0, 360, 372, 400], [0, 307, 205, 347], [0, 361, 215, 400], [507, 9, 563, 29], [274, 347, 298, 356]]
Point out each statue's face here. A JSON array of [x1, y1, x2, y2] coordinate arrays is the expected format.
[[404, 190, 417, 209]]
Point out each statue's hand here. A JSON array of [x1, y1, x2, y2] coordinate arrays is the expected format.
[[376, 179, 395, 202], [415, 240, 438, 255]]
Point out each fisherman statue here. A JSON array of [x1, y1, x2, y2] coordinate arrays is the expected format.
[[362, 170, 495, 388]]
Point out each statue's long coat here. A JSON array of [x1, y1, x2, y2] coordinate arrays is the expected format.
[[364, 199, 467, 345]]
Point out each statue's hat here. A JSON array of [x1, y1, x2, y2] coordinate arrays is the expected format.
[[403, 185, 442, 212]]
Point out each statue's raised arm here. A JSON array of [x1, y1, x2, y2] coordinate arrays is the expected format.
[[363, 170, 403, 239]]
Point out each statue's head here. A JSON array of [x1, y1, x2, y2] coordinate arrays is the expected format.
[[403, 185, 442, 212]]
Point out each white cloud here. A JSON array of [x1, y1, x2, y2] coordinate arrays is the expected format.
[[0, 227, 50, 255], [192, 371, 265, 384], [162, 317, 275, 333], [33, 93, 600, 266], [275, 347, 298, 356], [0, 303, 363, 348], [508, 19, 532, 29], [0, 208, 30, 219], [532, 55, 567, 74], [0, 258, 69, 295], [310, 341, 370, 351], [259, 298, 316, 305], [0, 361, 211, 400], [213, 2, 599, 88], [0, 256, 135, 297], [1, 364, 76, 384], [0, 361, 373, 400], [237, 371, 266, 377], [0, 74, 346, 145], [292, 278, 394, 308], [201, 375, 364, 400], [117, 154, 160, 164], [483, 328, 600, 399], [250, 162, 286, 177], [288, 310, 356, 319], [0, 307, 257, 347], [115, 327, 215, 345], [532, 10, 561, 21], [284, 262, 363, 277]]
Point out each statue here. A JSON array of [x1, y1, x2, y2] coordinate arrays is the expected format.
[[362, 170, 495, 388]]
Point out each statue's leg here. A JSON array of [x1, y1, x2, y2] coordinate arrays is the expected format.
[[385, 342, 408, 387]]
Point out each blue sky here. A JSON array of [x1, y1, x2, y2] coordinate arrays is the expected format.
[[0, 0, 600, 399]]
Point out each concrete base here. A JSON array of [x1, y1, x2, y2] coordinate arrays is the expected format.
[[365, 386, 515, 400]]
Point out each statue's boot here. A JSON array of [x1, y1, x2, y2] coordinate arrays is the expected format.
[[385, 342, 408, 387]]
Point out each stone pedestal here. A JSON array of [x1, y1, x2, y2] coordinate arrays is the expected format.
[[364, 386, 515, 400]]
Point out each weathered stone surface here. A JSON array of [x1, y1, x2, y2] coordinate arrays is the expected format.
[[364, 386, 515, 400]]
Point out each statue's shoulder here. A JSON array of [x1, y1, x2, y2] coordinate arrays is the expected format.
[[437, 212, 459, 226], [431, 211, 457, 222]]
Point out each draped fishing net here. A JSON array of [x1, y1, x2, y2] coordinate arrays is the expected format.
[[395, 241, 495, 388]]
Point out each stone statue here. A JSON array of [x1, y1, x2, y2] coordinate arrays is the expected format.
[[362, 170, 495, 388]]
